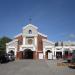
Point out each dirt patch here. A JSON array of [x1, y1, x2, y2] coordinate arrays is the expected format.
[[57, 63, 75, 67]]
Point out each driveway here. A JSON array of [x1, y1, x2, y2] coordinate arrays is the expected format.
[[46, 60, 75, 75], [0, 60, 75, 75]]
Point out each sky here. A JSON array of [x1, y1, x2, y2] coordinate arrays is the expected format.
[[0, 0, 75, 41]]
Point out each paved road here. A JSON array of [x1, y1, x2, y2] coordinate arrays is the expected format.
[[46, 60, 75, 75], [0, 60, 75, 75]]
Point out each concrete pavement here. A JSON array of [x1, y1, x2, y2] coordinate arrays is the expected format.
[[0, 59, 75, 75]]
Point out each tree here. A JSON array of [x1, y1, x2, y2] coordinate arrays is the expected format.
[[55, 42, 59, 46], [61, 42, 63, 46], [0, 36, 12, 55]]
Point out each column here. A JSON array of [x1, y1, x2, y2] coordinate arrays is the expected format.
[[23, 37, 25, 45], [34, 36, 38, 59]]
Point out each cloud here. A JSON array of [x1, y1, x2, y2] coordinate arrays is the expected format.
[[68, 34, 75, 38], [58, 33, 75, 39]]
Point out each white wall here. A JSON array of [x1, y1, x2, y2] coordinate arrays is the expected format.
[[6, 40, 18, 56], [22, 25, 38, 37]]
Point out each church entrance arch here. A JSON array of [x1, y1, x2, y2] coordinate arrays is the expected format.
[[23, 49, 33, 59]]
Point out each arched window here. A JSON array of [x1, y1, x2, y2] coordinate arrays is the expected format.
[[29, 30, 32, 34]]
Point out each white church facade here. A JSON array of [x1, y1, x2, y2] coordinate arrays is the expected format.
[[6, 23, 75, 60]]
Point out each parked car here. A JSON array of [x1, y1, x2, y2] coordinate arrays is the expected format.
[[0, 53, 9, 63], [7, 53, 15, 61], [0, 53, 15, 64]]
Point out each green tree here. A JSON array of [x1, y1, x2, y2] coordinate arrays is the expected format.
[[55, 42, 59, 46], [0, 36, 12, 55]]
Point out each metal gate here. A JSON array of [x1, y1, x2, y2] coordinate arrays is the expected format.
[[39, 53, 43, 59], [48, 53, 52, 59]]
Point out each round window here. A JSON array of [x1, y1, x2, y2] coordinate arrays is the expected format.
[[28, 39, 33, 44]]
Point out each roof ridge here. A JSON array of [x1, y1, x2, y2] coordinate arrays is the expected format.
[[23, 24, 38, 29]]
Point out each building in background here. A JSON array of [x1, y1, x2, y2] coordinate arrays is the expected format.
[[6, 23, 75, 60]]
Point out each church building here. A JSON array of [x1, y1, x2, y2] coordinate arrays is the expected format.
[[6, 23, 75, 60]]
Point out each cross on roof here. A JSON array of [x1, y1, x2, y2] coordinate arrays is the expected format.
[[29, 17, 32, 24]]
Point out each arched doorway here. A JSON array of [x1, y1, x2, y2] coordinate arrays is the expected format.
[[46, 50, 52, 59], [23, 49, 33, 59], [56, 51, 62, 59], [8, 50, 14, 55]]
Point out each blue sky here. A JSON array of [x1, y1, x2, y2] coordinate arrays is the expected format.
[[0, 0, 75, 41]]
